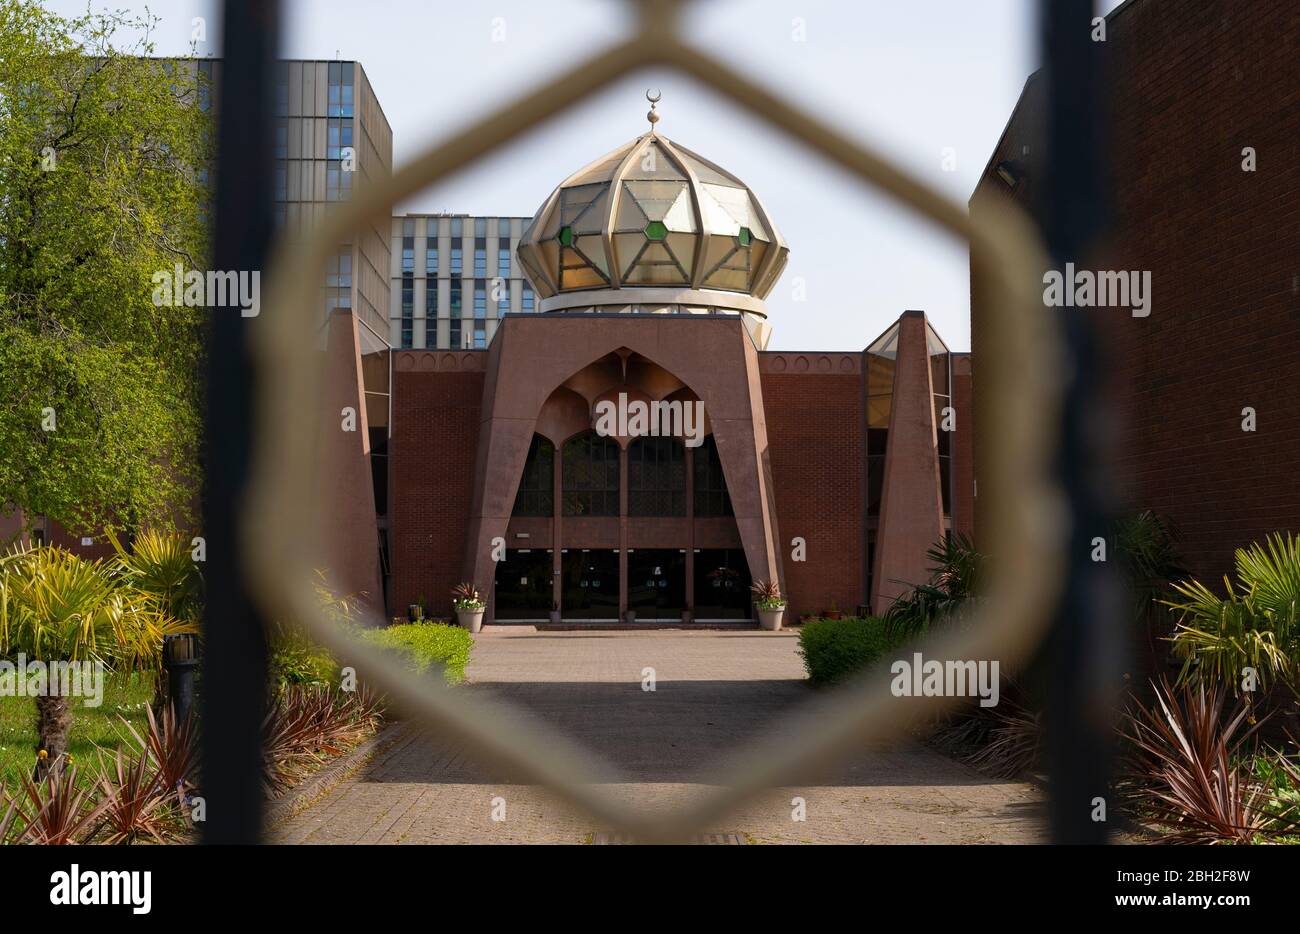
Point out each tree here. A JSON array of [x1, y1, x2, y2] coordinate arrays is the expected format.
[[0, 1, 210, 538], [0, 545, 194, 779]]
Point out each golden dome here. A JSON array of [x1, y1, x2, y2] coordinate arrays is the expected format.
[[517, 130, 789, 302]]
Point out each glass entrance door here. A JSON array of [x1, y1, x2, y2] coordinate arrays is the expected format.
[[559, 549, 618, 620], [627, 549, 686, 621], [693, 549, 752, 620], [493, 549, 553, 621]]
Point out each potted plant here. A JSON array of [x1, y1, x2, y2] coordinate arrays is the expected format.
[[408, 596, 426, 623], [549, 600, 561, 624], [451, 582, 486, 633], [751, 579, 787, 631], [625, 607, 637, 624], [824, 600, 843, 621], [681, 608, 692, 624]]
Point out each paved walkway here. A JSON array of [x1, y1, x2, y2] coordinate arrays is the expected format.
[[273, 628, 1044, 844]]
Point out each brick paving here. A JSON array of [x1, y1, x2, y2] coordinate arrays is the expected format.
[[273, 628, 1044, 844]]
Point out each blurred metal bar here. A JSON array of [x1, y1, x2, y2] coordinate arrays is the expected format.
[[201, 0, 279, 844], [1036, 0, 1123, 844]]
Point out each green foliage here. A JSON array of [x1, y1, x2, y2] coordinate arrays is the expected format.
[[269, 630, 339, 689], [750, 578, 785, 610], [0, 545, 193, 667], [107, 528, 203, 622], [882, 533, 984, 637], [798, 616, 904, 686], [1166, 532, 1300, 696], [357, 623, 473, 685], [1114, 510, 1185, 623], [0, 1, 211, 535]]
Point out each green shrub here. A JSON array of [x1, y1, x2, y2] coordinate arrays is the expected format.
[[269, 629, 339, 689], [357, 622, 473, 685], [798, 616, 905, 686]]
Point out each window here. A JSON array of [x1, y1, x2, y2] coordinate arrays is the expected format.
[[450, 247, 462, 275], [274, 164, 287, 202], [425, 282, 438, 348], [426, 241, 439, 275], [450, 217, 463, 238], [273, 120, 288, 158], [326, 163, 352, 201], [450, 318, 462, 349], [693, 435, 733, 517], [400, 274, 413, 349], [562, 433, 620, 517], [328, 61, 354, 117], [474, 217, 487, 237], [473, 282, 486, 319], [628, 437, 685, 516], [474, 239, 487, 277], [401, 232, 414, 273], [512, 436, 554, 517], [522, 283, 535, 312], [498, 240, 511, 277], [473, 322, 486, 348]]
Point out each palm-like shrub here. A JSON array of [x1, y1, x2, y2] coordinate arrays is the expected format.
[[107, 529, 203, 622], [1165, 532, 1300, 697], [882, 533, 984, 637], [0, 546, 193, 778]]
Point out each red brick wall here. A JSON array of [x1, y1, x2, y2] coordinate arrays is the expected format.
[[390, 366, 483, 616], [972, 0, 1300, 584], [760, 361, 866, 619]]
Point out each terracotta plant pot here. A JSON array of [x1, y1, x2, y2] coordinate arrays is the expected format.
[[758, 606, 785, 631], [456, 608, 484, 633]]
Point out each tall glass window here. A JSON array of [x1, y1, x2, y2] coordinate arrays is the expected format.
[[562, 432, 619, 517], [512, 436, 554, 517], [473, 282, 486, 319], [400, 274, 414, 349], [522, 283, 535, 312], [628, 438, 686, 516], [474, 238, 487, 277], [450, 247, 462, 275]]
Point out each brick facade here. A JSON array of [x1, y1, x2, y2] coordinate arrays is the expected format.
[[971, 0, 1300, 584]]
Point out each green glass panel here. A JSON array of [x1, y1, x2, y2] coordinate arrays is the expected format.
[[558, 226, 574, 247], [644, 220, 668, 241], [738, 227, 752, 247]]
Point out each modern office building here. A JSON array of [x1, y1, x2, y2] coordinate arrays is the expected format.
[[388, 215, 536, 350], [970, 0, 1299, 587]]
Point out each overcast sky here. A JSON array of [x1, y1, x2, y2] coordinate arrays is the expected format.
[[47, 0, 1126, 352]]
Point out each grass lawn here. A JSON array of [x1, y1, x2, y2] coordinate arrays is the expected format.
[[0, 674, 152, 788]]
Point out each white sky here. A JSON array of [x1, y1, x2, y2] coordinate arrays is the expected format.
[[46, 0, 1126, 352]]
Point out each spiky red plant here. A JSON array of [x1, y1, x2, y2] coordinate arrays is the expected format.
[[94, 750, 169, 845], [123, 703, 199, 809], [1122, 678, 1298, 843], [19, 766, 108, 845]]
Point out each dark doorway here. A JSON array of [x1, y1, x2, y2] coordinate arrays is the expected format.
[[627, 549, 686, 621], [560, 549, 618, 620], [494, 549, 554, 620], [694, 549, 751, 620]]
